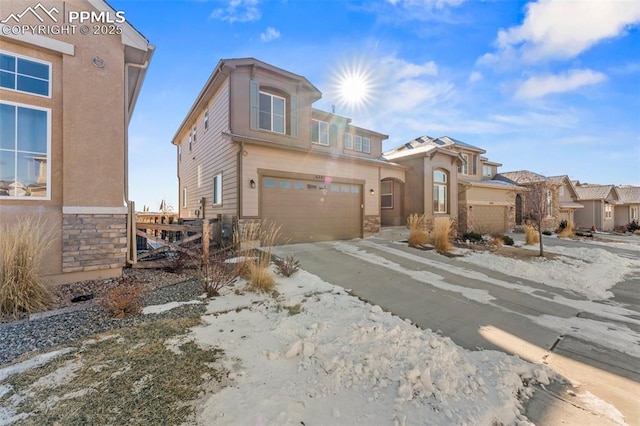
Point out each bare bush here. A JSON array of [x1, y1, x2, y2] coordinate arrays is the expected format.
[[198, 253, 239, 297], [274, 254, 300, 277], [0, 217, 53, 319], [101, 283, 143, 319]]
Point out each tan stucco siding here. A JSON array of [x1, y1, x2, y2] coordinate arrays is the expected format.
[[574, 200, 598, 229], [380, 167, 405, 182], [178, 78, 236, 219], [423, 154, 458, 218], [241, 145, 379, 217], [462, 186, 514, 205]]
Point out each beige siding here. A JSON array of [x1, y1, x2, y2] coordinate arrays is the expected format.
[[464, 187, 514, 205], [178, 78, 237, 220], [398, 157, 424, 216], [381, 167, 405, 182], [241, 145, 379, 217]]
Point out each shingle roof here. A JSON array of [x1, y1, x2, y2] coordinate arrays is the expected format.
[[547, 175, 569, 184], [383, 135, 485, 159], [493, 170, 547, 185], [616, 186, 640, 204], [574, 185, 617, 201]]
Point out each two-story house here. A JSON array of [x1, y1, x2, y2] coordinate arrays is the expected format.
[[547, 175, 583, 225], [0, 0, 153, 285], [383, 136, 518, 234], [172, 58, 405, 243]]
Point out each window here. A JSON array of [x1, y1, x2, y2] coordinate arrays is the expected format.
[[0, 52, 50, 97], [381, 180, 393, 209], [354, 135, 362, 152], [362, 137, 371, 153], [559, 186, 564, 196], [212, 173, 222, 205], [631, 207, 638, 220], [311, 119, 329, 146], [482, 165, 493, 177], [182, 187, 187, 208], [192, 125, 197, 144], [604, 203, 612, 219], [0, 102, 50, 199], [459, 153, 469, 175], [433, 170, 448, 213], [204, 109, 209, 130], [344, 133, 353, 150], [178, 145, 181, 162], [259, 91, 285, 134], [546, 190, 552, 217]]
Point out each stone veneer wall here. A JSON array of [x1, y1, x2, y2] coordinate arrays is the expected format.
[[364, 215, 381, 237], [62, 214, 127, 273]]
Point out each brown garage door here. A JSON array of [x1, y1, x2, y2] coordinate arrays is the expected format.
[[261, 177, 362, 243], [470, 205, 507, 234]]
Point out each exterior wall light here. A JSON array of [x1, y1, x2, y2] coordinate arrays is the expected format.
[[370, 189, 375, 196], [250, 179, 256, 189]]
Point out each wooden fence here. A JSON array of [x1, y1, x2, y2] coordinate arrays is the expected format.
[[131, 212, 222, 268]]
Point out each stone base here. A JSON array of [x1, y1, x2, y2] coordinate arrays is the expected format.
[[364, 215, 381, 237]]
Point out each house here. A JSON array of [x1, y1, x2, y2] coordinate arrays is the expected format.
[[493, 170, 560, 232], [383, 136, 518, 234], [0, 0, 154, 284], [573, 184, 620, 231], [614, 186, 640, 229], [547, 175, 584, 225], [171, 58, 406, 244]]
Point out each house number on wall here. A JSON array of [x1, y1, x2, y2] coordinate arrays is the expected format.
[[314, 175, 325, 180]]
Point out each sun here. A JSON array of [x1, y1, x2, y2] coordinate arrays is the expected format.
[[332, 60, 375, 111]]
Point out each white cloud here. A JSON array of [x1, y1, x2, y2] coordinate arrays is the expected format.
[[211, 0, 261, 23], [515, 69, 607, 99], [386, 0, 465, 9], [467, 71, 482, 84], [260, 27, 280, 42], [381, 57, 438, 78], [494, 0, 640, 63]]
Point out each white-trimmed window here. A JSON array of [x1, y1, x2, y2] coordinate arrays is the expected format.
[[362, 137, 371, 153], [631, 207, 638, 220], [344, 133, 353, 150], [381, 180, 393, 209], [259, 91, 285, 134], [0, 101, 50, 199], [354, 135, 362, 152], [605, 203, 612, 219], [212, 173, 222, 206], [546, 190, 552, 217], [482, 165, 493, 177], [433, 170, 448, 213], [192, 125, 197, 144], [559, 186, 564, 196], [204, 109, 209, 130], [0, 51, 50, 97], [311, 119, 329, 146], [459, 153, 469, 175], [182, 187, 187, 208]]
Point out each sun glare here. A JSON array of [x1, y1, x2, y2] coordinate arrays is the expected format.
[[332, 60, 375, 111]]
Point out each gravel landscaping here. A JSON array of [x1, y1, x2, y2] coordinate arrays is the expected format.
[[0, 269, 205, 366]]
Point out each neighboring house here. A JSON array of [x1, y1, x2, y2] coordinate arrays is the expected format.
[[614, 186, 640, 228], [383, 136, 518, 234], [573, 184, 620, 231], [493, 170, 560, 232], [0, 0, 154, 284], [547, 175, 583, 225], [172, 58, 405, 244]]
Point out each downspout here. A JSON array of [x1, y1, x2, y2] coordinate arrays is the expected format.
[[124, 59, 150, 265]]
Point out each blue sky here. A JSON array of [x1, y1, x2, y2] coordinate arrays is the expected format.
[[110, 0, 640, 212]]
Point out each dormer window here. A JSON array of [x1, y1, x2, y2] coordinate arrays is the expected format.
[[311, 119, 329, 146], [259, 91, 285, 134]]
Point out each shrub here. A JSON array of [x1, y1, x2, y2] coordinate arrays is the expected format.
[[163, 251, 193, 274], [431, 217, 453, 254], [407, 213, 429, 247], [0, 217, 53, 319], [274, 254, 300, 277], [101, 283, 143, 319], [489, 236, 503, 247], [502, 235, 514, 246], [542, 230, 553, 236], [198, 254, 239, 297], [557, 220, 568, 231], [462, 231, 483, 243], [557, 221, 574, 238], [247, 262, 276, 293], [525, 224, 539, 245], [627, 220, 640, 233]]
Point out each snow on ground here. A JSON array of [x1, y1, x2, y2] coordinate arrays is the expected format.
[[461, 243, 639, 301], [188, 269, 551, 425]]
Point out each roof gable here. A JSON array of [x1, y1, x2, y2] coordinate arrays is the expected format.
[[493, 170, 547, 185], [616, 186, 640, 204]]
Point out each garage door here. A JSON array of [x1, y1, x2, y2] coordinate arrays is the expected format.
[[470, 205, 507, 234], [261, 177, 362, 243]]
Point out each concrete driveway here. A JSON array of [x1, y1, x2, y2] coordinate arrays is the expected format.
[[272, 231, 640, 425]]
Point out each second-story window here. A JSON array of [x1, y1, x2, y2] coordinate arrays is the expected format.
[[362, 137, 370, 153], [344, 133, 353, 150], [311, 119, 329, 146], [193, 125, 197, 144], [354, 135, 362, 151], [204, 109, 209, 130], [0, 52, 50, 97], [259, 91, 285, 134], [482, 165, 493, 177], [459, 153, 469, 175]]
